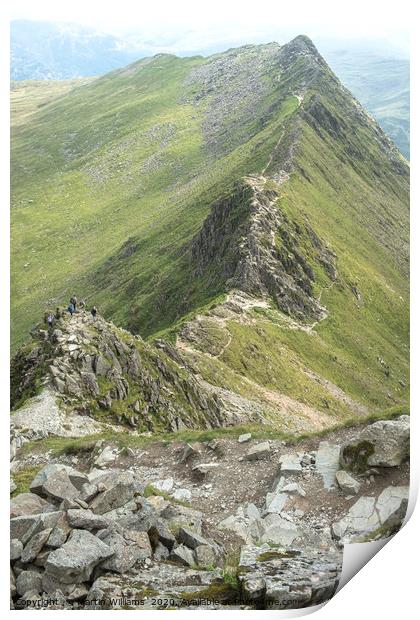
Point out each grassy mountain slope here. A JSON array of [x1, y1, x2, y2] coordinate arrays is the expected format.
[[11, 78, 95, 128], [11, 36, 409, 430], [11, 21, 409, 159], [11, 44, 299, 347]]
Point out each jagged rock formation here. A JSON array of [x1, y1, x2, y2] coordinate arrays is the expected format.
[[11, 311, 234, 435], [191, 175, 337, 321]]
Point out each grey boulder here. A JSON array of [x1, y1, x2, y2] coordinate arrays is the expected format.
[[66, 508, 111, 531], [45, 529, 113, 583], [169, 544, 195, 566], [340, 416, 409, 472], [278, 454, 302, 475], [148, 521, 176, 550], [97, 528, 151, 573], [331, 487, 408, 544], [331, 496, 379, 543], [30, 464, 88, 496], [335, 470, 361, 495], [21, 528, 52, 563], [260, 518, 300, 546], [245, 442, 271, 461], [10, 492, 54, 518], [178, 526, 211, 550], [32, 469, 80, 503], [376, 486, 409, 527], [89, 480, 134, 515], [16, 570, 42, 596], [10, 539, 23, 561], [265, 493, 289, 514]]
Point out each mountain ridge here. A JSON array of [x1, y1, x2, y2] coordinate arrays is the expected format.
[[11, 36, 409, 431], [11, 21, 410, 157], [9, 34, 411, 613]]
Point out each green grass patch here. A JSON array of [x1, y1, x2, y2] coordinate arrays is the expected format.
[[11, 465, 42, 497]]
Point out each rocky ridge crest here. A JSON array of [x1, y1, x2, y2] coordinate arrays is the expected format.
[[191, 175, 337, 321], [11, 311, 234, 437]]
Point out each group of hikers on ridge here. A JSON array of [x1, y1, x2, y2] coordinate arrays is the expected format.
[[45, 295, 98, 329]]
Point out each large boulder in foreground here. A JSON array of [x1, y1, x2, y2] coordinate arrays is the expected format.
[[10, 492, 54, 518], [339, 415, 409, 472], [331, 485, 409, 544], [45, 529, 113, 583]]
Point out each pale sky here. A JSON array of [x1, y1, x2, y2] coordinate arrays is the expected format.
[[9, 0, 410, 55]]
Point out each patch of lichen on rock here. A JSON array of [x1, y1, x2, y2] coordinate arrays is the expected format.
[[340, 440, 375, 473], [256, 549, 300, 562]]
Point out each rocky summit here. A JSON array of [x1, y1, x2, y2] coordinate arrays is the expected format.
[[10, 33, 410, 610]]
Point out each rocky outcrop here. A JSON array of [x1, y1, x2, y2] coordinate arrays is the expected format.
[[190, 176, 337, 321], [9, 416, 410, 610], [339, 415, 410, 472], [331, 486, 409, 544], [10, 311, 238, 437]]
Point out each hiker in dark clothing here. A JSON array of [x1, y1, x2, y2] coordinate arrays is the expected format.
[[79, 299, 86, 310], [68, 304, 75, 316], [91, 305, 97, 318], [70, 295, 77, 311], [55, 307, 61, 320], [47, 313, 54, 329]]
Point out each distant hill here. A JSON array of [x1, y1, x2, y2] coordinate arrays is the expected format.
[[11, 37, 409, 427], [322, 49, 409, 159], [10, 20, 410, 158], [10, 19, 139, 80]]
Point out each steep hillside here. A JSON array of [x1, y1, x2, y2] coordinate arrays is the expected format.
[[11, 36, 409, 427]]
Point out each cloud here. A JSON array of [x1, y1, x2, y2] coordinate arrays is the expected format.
[[10, 0, 410, 54]]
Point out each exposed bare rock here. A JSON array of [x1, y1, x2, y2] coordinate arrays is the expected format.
[[11, 311, 229, 435], [340, 415, 409, 472], [238, 543, 341, 608], [45, 529, 114, 584], [245, 441, 271, 461], [169, 544, 195, 567], [190, 176, 336, 322], [331, 486, 409, 543], [10, 493, 54, 518], [335, 470, 361, 495]]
